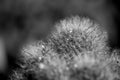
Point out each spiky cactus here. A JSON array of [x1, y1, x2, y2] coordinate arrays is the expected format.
[[9, 16, 120, 80]]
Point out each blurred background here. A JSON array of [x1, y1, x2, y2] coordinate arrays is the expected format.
[[0, 0, 120, 79]]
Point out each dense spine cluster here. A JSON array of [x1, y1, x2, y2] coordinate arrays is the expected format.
[[10, 16, 120, 80]]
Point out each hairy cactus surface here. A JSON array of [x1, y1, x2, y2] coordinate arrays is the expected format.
[[9, 16, 120, 80]]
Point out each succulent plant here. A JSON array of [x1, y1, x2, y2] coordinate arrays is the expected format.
[[9, 16, 120, 80]]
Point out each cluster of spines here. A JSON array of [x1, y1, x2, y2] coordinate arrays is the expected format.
[[10, 16, 120, 80]]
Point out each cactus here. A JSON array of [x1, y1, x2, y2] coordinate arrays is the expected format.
[[9, 16, 120, 80]]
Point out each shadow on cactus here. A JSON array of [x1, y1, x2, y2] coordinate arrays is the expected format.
[[9, 16, 120, 80]]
